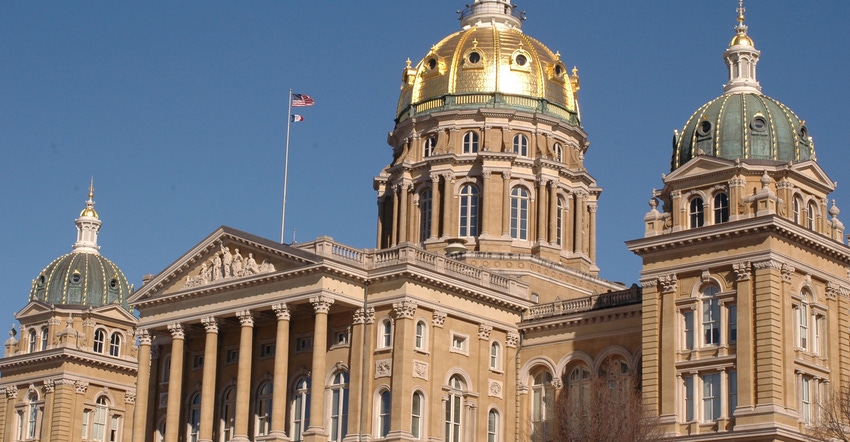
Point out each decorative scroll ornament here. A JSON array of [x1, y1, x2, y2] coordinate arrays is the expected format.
[[432, 311, 447, 328], [75, 381, 89, 394], [781, 264, 795, 283], [184, 245, 276, 288], [393, 299, 418, 319], [167, 323, 184, 339], [658, 274, 678, 294], [125, 389, 137, 404], [43, 379, 55, 394], [353, 307, 376, 325], [310, 295, 334, 314], [478, 324, 493, 340], [413, 360, 428, 380], [136, 328, 152, 346], [201, 317, 218, 333], [506, 331, 520, 348], [733, 262, 752, 281], [753, 259, 782, 271], [272, 303, 291, 321], [826, 281, 845, 300], [236, 310, 254, 327], [489, 380, 503, 398], [375, 359, 392, 378]]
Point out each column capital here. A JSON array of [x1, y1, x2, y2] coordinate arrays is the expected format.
[[236, 310, 254, 327], [354, 307, 376, 325], [201, 316, 219, 333], [392, 299, 418, 319], [43, 379, 55, 394], [501, 171, 511, 180], [310, 295, 335, 314], [506, 331, 520, 348], [272, 303, 291, 320], [733, 261, 752, 281], [75, 381, 89, 394], [124, 389, 137, 404], [136, 328, 152, 345], [432, 311, 447, 328], [478, 324, 493, 340], [167, 323, 185, 340], [4, 385, 17, 399]]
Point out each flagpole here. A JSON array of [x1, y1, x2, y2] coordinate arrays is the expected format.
[[281, 88, 293, 243]]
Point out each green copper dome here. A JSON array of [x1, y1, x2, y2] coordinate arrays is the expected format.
[[671, 93, 813, 171], [30, 252, 132, 311], [670, 6, 815, 171], [29, 182, 133, 311]]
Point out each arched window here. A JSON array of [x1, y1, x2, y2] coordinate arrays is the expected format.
[[411, 391, 424, 439], [445, 376, 465, 442], [93, 328, 106, 354], [414, 320, 427, 350], [24, 391, 39, 440], [419, 189, 432, 243], [424, 135, 436, 158], [567, 365, 591, 415], [489, 341, 501, 371], [556, 196, 566, 247], [109, 332, 121, 357], [255, 382, 272, 436], [92, 396, 109, 442], [793, 196, 803, 224], [187, 393, 201, 442], [219, 386, 235, 442], [40, 327, 48, 351], [599, 356, 630, 392], [379, 318, 393, 349], [798, 291, 810, 350], [713, 192, 729, 224], [702, 286, 720, 346], [530, 370, 554, 439], [458, 184, 479, 237], [330, 371, 349, 441], [510, 187, 530, 240], [689, 197, 704, 228], [513, 134, 529, 157], [462, 131, 479, 154], [28, 329, 37, 353], [807, 201, 817, 230], [291, 377, 310, 442], [553, 143, 563, 162], [377, 390, 391, 438], [487, 409, 500, 442]]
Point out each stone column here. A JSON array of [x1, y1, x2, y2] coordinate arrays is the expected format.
[[536, 177, 547, 243], [573, 193, 585, 254], [442, 173, 455, 239], [164, 324, 185, 442], [480, 170, 492, 238], [132, 329, 153, 442], [399, 181, 410, 243], [232, 311, 255, 442], [391, 185, 399, 247], [304, 295, 334, 441], [2, 386, 15, 440], [388, 299, 417, 438], [269, 303, 291, 441], [588, 202, 598, 264], [199, 317, 219, 442], [502, 172, 512, 237], [548, 182, 558, 245], [41, 380, 55, 439], [430, 174, 441, 240], [348, 306, 375, 440]]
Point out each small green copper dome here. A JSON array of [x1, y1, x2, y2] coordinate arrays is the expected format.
[[30, 252, 132, 311], [671, 92, 814, 171]]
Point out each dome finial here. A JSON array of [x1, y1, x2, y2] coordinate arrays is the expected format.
[[737, 0, 746, 25], [723, 0, 760, 94], [73, 179, 102, 254]]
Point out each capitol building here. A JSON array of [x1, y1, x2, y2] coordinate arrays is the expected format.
[[2, 1, 849, 441]]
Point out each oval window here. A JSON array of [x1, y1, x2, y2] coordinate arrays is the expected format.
[[752, 116, 767, 131], [516, 54, 528, 66], [468, 51, 481, 64], [428, 58, 437, 70], [554, 65, 563, 76], [71, 273, 81, 284], [697, 120, 712, 136]]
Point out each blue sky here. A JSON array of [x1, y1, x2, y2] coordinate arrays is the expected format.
[[3, 1, 850, 324]]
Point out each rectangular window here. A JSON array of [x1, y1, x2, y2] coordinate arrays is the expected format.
[[801, 377, 812, 424], [192, 354, 204, 369], [225, 348, 239, 364], [728, 371, 737, 417], [450, 334, 468, 354], [702, 373, 720, 421], [728, 305, 737, 344], [684, 376, 694, 422], [332, 328, 350, 347], [82, 409, 90, 439], [259, 342, 275, 358], [703, 299, 720, 345], [798, 306, 809, 350], [814, 315, 825, 356], [683, 310, 694, 350], [296, 336, 313, 353]]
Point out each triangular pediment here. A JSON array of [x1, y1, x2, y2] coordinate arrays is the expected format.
[[788, 160, 835, 191], [90, 303, 138, 324], [664, 156, 738, 182], [128, 226, 322, 304], [14, 301, 54, 320]]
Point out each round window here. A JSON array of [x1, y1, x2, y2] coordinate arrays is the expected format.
[[468, 51, 481, 64], [516, 54, 528, 66], [800, 125, 809, 139], [109, 278, 118, 289], [751, 116, 767, 131], [428, 58, 437, 70], [555, 65, 563, 76], [71, 273, 81, 284], [697, 120, 712, 136]]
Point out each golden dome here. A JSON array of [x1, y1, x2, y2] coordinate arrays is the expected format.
[[79, 179, 99, 218], [396, 2, 579, 125], [729, 33, 754, 47]]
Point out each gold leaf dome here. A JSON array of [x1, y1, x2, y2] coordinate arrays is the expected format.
[[396, 0, 579, 126]]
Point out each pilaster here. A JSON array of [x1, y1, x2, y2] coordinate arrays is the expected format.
[[346, 306, 374, 441], [303, 295, 334, 441], [269, 303, 292, 441], [132, 329, 153, 442], [232, 311, 255, 442], [199, 317, 219, 442], [388, 299, 417, 440], [165, 323, 185, 442]]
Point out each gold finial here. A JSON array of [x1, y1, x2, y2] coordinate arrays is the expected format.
[[572, 66, 578, 76], [554, 50, 561, 61], [405, 58, 411, 68], [472, 38, 479, 48], [88, 177, 94, 200], [737, 0, 746, 24]]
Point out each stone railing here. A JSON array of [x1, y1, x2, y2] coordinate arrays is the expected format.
[[396, 93, 578, 125], [522, 284, 641, 321]]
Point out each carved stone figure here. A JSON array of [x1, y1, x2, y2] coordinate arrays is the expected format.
[[222, 246, 233, 278]]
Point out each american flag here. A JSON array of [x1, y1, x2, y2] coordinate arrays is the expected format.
[[292, 93, 315, 107]]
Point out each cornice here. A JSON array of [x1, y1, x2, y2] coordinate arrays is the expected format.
[[0, 348, 137, 374], [519, 305, 641, 333]]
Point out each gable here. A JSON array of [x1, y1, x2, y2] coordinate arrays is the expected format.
[[128, 226, 321, 304]]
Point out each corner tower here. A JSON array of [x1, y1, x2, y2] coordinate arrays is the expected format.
[[374, 0, 602, 276], [628, 5, 850, 439]]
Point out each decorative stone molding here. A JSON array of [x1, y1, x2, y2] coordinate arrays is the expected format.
[[184, 247, 275, 288], [310, 295, 334, 314], [501, 171, 511, 181], [587, 203, 598, 213], [392, 299, 418, 319], [478, 324, 493, 340], [201, 316, 218, 333], [826, 281, 844, 300], [752, 259, 783, 271], [781, 264, 796, 283], [236, 310, 254, 327], [375, 359, 392, 378], [353, 307, 376, 325], [506, 331, 520, 348], [658, 274, 678, 294], [432, 311, 447, 328], [125, 389, 136, 404], [4, 385, 17, 399], [272, 303, 291, 321], [670, 190, 682, 198], [75, 381, 89, 394], [733, 262, 752, 281], [488, 380, 503, 398], [482, 170, 492, 179], [729, 177, 746, 188], [43, 379, 55, 394], [82, 318, 96, 328], [551, 378, 563, 389], [640, 278, 658, 289], [136, 328, 152, 346], [167, 323, 184, 340], [430, 173, 441, 183], [700, 270, 711, 283], [413, 360, 428, 380]]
